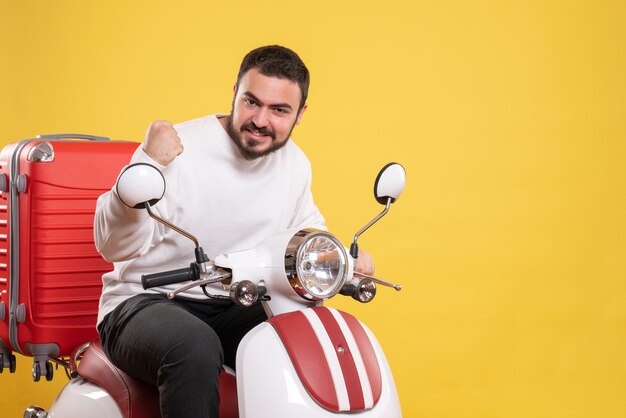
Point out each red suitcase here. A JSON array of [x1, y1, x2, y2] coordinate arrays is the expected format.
[[0, 134, 138, 380]]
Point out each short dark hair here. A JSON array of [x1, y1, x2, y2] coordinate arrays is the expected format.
[[236, 45, 310, 109]]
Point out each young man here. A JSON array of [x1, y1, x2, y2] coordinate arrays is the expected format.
[[94, 45, 374, 418]]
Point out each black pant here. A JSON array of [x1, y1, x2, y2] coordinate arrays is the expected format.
[[98, 293, 267, 418]]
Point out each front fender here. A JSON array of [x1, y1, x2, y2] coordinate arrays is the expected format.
[[236, 307, 402, 418]]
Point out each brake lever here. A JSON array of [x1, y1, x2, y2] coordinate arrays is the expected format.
[[167, 271, 232, 299], [353, 271, 402, 291]]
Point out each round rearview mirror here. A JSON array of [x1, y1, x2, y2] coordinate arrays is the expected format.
[[116, 163, 166, 209], [374, 163, 406, 205]]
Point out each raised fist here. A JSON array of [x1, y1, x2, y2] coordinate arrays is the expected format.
[[142, 120, 184, 166]]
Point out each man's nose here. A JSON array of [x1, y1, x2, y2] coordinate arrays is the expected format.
[[251, 107, 270, 127]]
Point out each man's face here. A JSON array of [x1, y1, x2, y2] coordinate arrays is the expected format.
[[226, 69, 306, 160]]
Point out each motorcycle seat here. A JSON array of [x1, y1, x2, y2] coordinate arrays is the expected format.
[[77, 339, 238, 418]]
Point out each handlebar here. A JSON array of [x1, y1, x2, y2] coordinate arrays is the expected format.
[[141, 263, 199, 289]]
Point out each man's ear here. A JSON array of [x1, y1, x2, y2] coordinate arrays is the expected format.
[[295, 104, 308, 125]]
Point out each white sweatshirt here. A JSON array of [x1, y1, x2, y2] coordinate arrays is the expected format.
[[94, 114, 326, 325]]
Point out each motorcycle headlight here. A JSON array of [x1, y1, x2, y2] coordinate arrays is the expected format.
[[285, 229, 349, 301]]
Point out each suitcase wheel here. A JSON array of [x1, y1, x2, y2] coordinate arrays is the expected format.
[[32, 357, 55, 382], [45, 361, 54, 381], [32, 362, 41, 382], [0, 353, 16, 374], [32, 360, 53, 382]]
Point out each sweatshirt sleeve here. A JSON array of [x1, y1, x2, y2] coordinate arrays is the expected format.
[[93, 147, 167, 262]]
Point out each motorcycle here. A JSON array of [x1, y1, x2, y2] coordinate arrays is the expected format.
[[25, 161, 407, 418]]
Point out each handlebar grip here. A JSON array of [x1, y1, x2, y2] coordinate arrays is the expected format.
[[142, 264, 198, 289]]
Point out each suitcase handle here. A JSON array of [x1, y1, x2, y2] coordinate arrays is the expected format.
[[36, 133, 110, 141]]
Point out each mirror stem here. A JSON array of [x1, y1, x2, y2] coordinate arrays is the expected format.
[[350, 197, 392, 258], [145, 204, 200, 248], [145, 204, 210, 268]]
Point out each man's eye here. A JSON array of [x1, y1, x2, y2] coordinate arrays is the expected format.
[[274, 108, 288, 114], [244, 98, 257, 106]]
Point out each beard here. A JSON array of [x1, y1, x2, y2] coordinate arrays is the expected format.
[[226, 113, 297, 161]]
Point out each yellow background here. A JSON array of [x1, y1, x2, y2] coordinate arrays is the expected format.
[[1, 0, 625, 417]]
